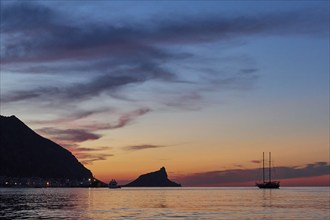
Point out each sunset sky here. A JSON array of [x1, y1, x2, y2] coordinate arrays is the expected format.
[[1, 1, 329, 186]]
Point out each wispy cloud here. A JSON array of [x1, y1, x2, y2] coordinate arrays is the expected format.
[[96, 108, 150, 130], [31, 108, 113, 125], [35, 107, 150, 147], [25, 106, 150, 167], [69, 146, 113, 165], [123, 144, 167, 151], [74, 152, 114, 165], [36, 127, 101, 148], [72, 147, 111, 152]]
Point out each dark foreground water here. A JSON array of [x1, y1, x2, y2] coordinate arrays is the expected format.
[[0, 187, 329, 219]]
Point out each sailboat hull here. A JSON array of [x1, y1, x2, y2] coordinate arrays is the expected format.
[[256, 181, 280, 189]]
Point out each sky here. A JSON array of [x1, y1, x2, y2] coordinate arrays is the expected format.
[[0, 0, 329, 186]]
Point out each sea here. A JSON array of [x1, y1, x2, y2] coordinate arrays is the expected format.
[[0, 187, 329, 219]]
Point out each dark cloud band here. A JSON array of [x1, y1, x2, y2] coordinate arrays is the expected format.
[[177, 162, 329, 186]]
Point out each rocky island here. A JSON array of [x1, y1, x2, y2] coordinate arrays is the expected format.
[[125, 167, 181, 187]]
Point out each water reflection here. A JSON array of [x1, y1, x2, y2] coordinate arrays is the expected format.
[[261, 188, 273, 208], [0, 188, 84, 219], [0, 187, 328, 219]]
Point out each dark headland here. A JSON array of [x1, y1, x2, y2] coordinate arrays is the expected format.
[[0, 115, 180, 188], [124, 167, 181, 187], [0, 115, 106, 187]]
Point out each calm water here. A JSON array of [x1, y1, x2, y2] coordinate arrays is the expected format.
[[0, 187, 329, 219]]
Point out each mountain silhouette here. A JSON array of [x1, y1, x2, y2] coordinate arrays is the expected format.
[[0, 115, 93, 179], [125, 167, 181, 187]]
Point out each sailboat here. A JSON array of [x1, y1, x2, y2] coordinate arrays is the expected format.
[[256, 152, 280, 189]]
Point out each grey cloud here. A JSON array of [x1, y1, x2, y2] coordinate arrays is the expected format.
[[152, 10, 328, 44], [31, 108, 113, 125], [1, 4, 174, 64], [73, 147, 111, 152], [124, 144, 167, 151], [1, 87, 60, 103], [1, 91, 41, 103], [2, 2, 327, 64], [36, 127, 101, 144], [1, 2, 327, 110], [240, 68, 259, 74], [2, 68, 173, 103], [71, 147, 113, 165], [1, 2, 55, 32], [74, 153, 114, 165], [32, 108, 149, 148], [79, 108, 151, 131], [277, 162, 329, 178]]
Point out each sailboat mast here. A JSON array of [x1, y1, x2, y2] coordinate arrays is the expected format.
[[263, 152, 265, 183], [269, 152, 271, 182]]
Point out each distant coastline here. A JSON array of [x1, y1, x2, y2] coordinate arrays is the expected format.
[[0, 176, 107, 188], [0, 115, 105, 188]]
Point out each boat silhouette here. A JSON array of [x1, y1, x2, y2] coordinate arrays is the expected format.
[[256, 152, 280, 189], [109, 179, 121, 189]]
